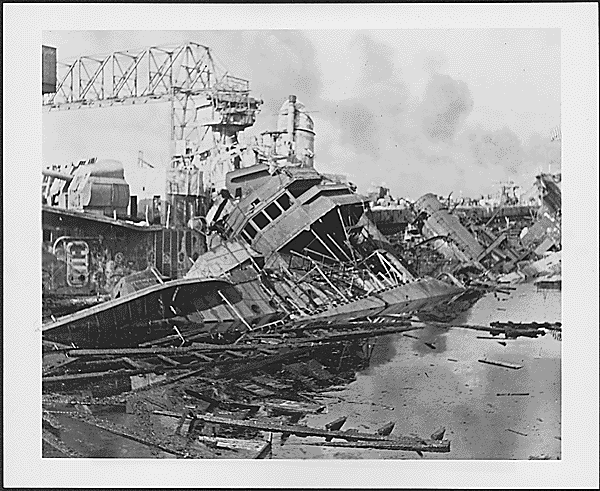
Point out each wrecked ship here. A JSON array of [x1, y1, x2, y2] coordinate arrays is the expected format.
[[42, 94, 471, 349]]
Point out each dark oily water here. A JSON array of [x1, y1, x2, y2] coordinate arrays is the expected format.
[[275, 283, 561, 459]]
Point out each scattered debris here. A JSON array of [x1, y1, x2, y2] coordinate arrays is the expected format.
[[496, 393, 529, 396], [402, 334, 420, 340], [153, 410, 451, 453], [376, 422, 396, 436], [430, 427, 446, 440], [505, 428, 528, 437], [479, 359, 523, 370], [40, 51, 560, 460]]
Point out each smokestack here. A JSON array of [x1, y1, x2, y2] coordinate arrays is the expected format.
[[287, 96, 296, 156]]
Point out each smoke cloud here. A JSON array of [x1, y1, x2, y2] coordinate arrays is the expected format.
[[321, 34, 410, 161], [238, 30, 324, 124], [43, 30, 560, 199], [420, 73, 474, 143], [469, 127, 525, 175]]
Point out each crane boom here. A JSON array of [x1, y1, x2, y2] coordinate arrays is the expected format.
[[42, 41, 258, 149]]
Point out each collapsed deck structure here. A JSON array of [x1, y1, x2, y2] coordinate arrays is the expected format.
[[43, 94, 469, 349]]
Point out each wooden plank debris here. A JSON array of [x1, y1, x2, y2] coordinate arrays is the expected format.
[[325, 416, 348, 441], [496, 393, 529, 396], [476, 336, 516, 340], [196, 436, 270, 453], [402, 334, 419, 340], [282, 439, 450, 452], [184, 389, 260, 413], [505, 428, 528, 437], [156, 354, 180, 366], [263, 400, 325, 415], [192, 353, 215, 362], [150, 411, 449, 453], [43, 368, 145, 383], [478, 358, 523, 370], [60, 410, 205, 457], [254, 439, 273, 459], [218, 347, 313, 379], [65, 344, 256, 357], [430, 427, 446, 440], [427, 321, 546, 339], [376, 422, 396, 436]]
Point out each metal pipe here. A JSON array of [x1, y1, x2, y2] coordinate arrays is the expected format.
[[325, 232, 352, 262], [290, 251, 348, 302], [217, 290, 253, 331], [309, 228, 344, 263]]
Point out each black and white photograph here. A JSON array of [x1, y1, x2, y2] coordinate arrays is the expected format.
[[3, 3, 598, 489]]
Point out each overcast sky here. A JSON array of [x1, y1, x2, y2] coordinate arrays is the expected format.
[[42, 29, 560, 199]]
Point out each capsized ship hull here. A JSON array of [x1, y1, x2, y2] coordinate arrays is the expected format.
[[42, 95, 475, 350], [42, 275, 279, 348], [306, 277, 463, 322]]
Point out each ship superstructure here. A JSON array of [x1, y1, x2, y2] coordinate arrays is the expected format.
[[43, 94, 466, 347]]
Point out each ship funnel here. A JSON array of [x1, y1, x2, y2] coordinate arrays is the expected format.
[[276, 96, 315, 168]]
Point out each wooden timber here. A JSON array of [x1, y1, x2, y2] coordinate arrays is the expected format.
[[196, 435, 271, 456], [65, 344, 257, 357], [376, 421, 396, 436], [285, 439, 450, 452], [56, 410, 207, 458], [152, 411, 450, 453], [478, 358, 523, 370], [425, 321, 546, 339]]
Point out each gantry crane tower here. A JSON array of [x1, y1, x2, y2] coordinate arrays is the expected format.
[[43, 41, 262, 225]]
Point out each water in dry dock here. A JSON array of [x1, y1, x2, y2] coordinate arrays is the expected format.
[[276, 283, 561, 459], [44, 282, 560, 459]]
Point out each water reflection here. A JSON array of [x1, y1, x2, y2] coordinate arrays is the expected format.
[[331, 283, 562, 459], [365, 335, 397, 371], [412, 324, 449, 355]]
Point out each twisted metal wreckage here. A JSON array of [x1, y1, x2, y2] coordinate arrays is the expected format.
[[41, 43, 560, 458], [42, 155, 558, 458]]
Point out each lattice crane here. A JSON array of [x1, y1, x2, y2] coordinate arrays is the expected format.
[[42, 41, 262, 159], [43, 41, 263, 226]]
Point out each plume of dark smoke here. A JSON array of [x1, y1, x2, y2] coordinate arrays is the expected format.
[[420, 73, 474, 143], [239, 31, 323, 123], [322, 33, 409, 160], [222, 31, 558, 197]]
